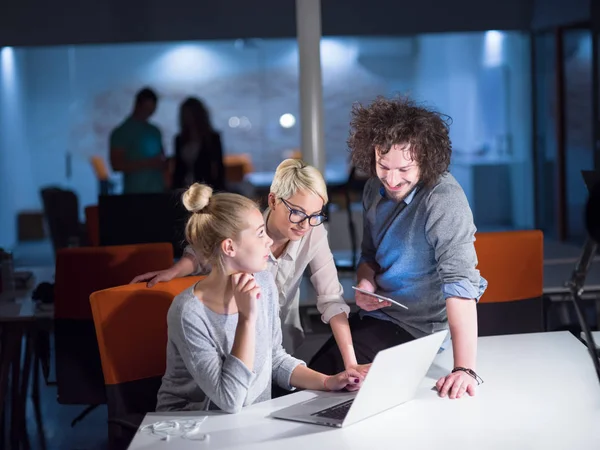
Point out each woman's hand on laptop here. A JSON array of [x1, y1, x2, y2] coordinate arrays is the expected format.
[[346, 363, 371, 378], [324, 368, 364, 392], [342, 363, 371, 391]]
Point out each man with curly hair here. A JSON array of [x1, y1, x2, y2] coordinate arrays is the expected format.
[[309, 96, 487, 400]]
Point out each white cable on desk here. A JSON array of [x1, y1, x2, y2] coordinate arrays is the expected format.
[[140, 417, 209, 441]]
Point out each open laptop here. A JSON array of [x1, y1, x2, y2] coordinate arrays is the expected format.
[[271, 329, 448, 428]]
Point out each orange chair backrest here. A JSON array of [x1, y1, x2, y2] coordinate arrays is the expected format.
[[54, 243, 174, 320], [474, 230, 544, 303], [84, 205, 100, 246], [289, 149, 302, 160], [224, 153, 254, 182], [90, 276, 204, 385]]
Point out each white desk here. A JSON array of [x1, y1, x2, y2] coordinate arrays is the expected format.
[[128, 331, 600, 450]]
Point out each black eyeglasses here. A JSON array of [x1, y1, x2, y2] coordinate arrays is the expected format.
[[280, 198, 326, 227]]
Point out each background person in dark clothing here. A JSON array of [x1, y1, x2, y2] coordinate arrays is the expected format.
[[170, 97, 225, 191]]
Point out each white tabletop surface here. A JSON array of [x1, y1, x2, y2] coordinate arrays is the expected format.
[[128, 331, 600, 450]]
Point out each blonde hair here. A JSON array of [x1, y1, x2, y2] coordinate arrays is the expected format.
[[269, 159, 328, 204], [182, 183, 259, 272]]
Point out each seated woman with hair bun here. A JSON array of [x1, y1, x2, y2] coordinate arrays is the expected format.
[[134, 159, 369, 383], [156, 183, 363, 413]]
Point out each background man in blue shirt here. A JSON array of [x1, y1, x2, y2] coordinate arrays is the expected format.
[[309, 96, 487, 400], [110, 87, 166, 194]]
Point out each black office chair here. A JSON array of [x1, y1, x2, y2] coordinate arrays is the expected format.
[[40, 186, 87, 254], [98, 192, 188, 259]]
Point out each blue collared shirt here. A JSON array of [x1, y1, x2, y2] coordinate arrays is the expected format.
[[358, 174, 487, 343]]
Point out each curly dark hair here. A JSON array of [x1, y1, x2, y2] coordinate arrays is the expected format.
[[348, 96, 452, 187]]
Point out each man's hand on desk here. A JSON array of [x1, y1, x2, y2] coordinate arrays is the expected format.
[[435, 370, 477, 399]]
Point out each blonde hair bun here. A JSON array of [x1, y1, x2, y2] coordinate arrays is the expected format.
[[182, 183, 213, 213], [184, 188, 259, 273]]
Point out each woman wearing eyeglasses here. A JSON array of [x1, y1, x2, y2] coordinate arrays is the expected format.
[[131, 159, 369, 380]]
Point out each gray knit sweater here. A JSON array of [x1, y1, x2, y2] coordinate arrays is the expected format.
[[156, 270, 305, 413]]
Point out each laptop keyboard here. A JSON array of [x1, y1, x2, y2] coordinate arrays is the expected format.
[[311, 399, 354, 420]]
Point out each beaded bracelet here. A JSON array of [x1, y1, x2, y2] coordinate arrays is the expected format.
[[452, 367, 484, 385]]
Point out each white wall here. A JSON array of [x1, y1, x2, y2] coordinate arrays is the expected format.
[[18, 38, 386, 214], [22, 40, 300, 214], [413, 34, 486, 157], [25, 47, 76, 201], [1, 32, 534, 247], [506, 32, 535, 229], [0, 47, 38, 248]]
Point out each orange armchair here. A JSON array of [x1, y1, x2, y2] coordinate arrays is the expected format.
[[474, 230, 545, 335], [224, 153, 254, 183], [53, 243, 174, 414], [90, 276, 203, 448]]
